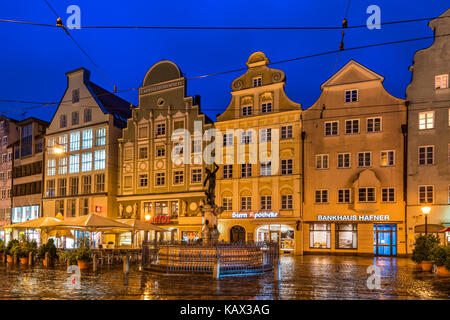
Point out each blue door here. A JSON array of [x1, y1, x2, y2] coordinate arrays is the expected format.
[[373, 224, 397, 256]]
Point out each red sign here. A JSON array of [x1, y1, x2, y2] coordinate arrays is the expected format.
[[151, 216, 171, 224]]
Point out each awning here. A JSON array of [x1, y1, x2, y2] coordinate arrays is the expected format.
[[440, 226, 450, 233], [414, 224, 445, 233]]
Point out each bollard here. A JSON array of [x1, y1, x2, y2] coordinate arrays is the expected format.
[[123, 255, 129, 274], [44, 252, 50, 268], [93, 254, 97, 272], [28, 251, 33, 266], [274, 258, 281, 281], [212, 258, 220, 279], [13, 253, 18, 265]]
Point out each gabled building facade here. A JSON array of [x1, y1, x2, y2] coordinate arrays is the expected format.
[[406, 10, 450, 248], [302, 60, 407, 256], [117, 61, 213, 243], [42, 68, 131, 237], [215, 52, 303, 254]]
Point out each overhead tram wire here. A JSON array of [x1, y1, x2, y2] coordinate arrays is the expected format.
[[1, 32, 449, 116]]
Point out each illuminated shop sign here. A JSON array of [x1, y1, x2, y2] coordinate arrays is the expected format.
[[150, 216, 171, 224], [232, 212, 279, 219], [317, 215, 390, 221]]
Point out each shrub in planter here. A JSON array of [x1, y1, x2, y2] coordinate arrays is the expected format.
[[0, 239, 5, 260], [75, 237, 92, 269], [431, 246, 450, 276], [6, 239, 19, 261], [59, 251, 77, 265], [411, 234, 440, 271], [39, 239, 58, 266]]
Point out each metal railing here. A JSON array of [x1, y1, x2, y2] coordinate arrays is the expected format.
[[141, 241, 279, 277]]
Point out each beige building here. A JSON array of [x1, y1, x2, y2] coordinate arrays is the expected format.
[[117, 60, 213, 244], [43, 68, 131, 243], [215, 52, 303, 254], [302, 60, 407, 256]]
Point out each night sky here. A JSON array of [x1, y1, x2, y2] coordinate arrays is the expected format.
[[0, 0, 448, 122]]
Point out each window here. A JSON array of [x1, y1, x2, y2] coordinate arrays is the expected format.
[[381, 188, 395, 202], [139, 147, 148, 159], [261, 102, 272, 113], [281, 159, 293, 175], [69, 131, 80, 151], [315, 190, 328, 203], [310, 223, 331, 248], [59, 135, 68, 152], [419, 111, 434, 130], [84, 108, 92, 123], [80, 198, 89, 215], [358, 152, 371, 167], [241, 131, 252, 144], [281, 194, 293, 209], [69, 154, 79, 173], [60, 115, 67, 128], [222, 197, 232, 211], [241, 163, 252, 178], [55, 200, 64, 216], [94, 150, 106, 170], [173, 121, 184, 130], [358, 187, 376, 202], [82, 175, 91, 194], [367, 117, 382, 133], [435, 74, 448, 89], [20, 123, 33, 157], [173, 171, 184, 184], [58, 178, 66, 197], [260, 195, 272, 210], [2, 136, 7, 146], [260, 128, 272, 142], [418, 146, 434, 165], [316, 154, 329, 169], [95, 174, 105, 192], [82, 129, 93, 149], [241, 196, 251, 210], [381, 151, 395, 166], [419, 185, 433, 204], [193, 139, 202, 153], [223, 133, 233, 146], [337, 153, 351, 168], [58, 157, 67, 175], [1, 154, 6, 164], [72, 89, 80, 103], [252, 77, 262, 87], [139, 174, 148, 187], [336, 224, 357, 249], [281, 126, 293, 139], [138, 125, 148, 139], [156, 123, 166, 136], [155, 172, 165, 186], [156, 147, 165, 157], [345, 119, 359, 134], [260, 161, 271, 176], [68, 199, 76, 217], [95, 127, 106, 146], [338, 189, 351, 203], [324, 121, 338, 136], [72, 111, 79, 125], [345, 89, 358, 102], [69, 177, 79, 195], [81, 153, 92, 172], [223, 165, 233, 179], [155, 201, 169, 216], [191, 169, 202, 183], [242, 105, 253, 117], [47, 158, 56, 176]]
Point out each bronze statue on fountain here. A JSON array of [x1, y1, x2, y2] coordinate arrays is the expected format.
[[201, 163, 223, 244]]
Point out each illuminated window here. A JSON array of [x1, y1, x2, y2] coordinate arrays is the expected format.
[[260, 128, 271, 142], [241, 131, 252, 144], [81, 153, 92, 172], [82, 129, 93, 149], [69, 131, 80, 151], [69, 154, 79, 173], [47, 158, 56, 176], [336, 224, 357, 249], [59, 135, 68, 152], [94, 150, 106, 170], [223, 133, 233, 146], [260, 161, 271, 176], [381, 151, 395, 166], [419, 111, 434, 130], [435, 74, 448, 89], [95, 127, 106, 146], [310, 223, 331, 248]]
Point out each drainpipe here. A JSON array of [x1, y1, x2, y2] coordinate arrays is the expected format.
[[41, 141, 45, 219], [402, 102, 408, 256]]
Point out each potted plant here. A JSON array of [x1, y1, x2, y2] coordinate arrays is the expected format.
[[6, 239, 19, 263], [0, 239, 5, 262], [75, 237, 92, 270], [11, 241, 27, 264], [59, 251, 77, 266], [431, 245, 450, 277], [38, 239, 58, 267], [411, 234, 440, 272]]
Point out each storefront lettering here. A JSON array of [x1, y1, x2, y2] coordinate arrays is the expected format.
[[232, 212, 279, 219], [317, 215, 390, 221], [151, 216, 171, 224]]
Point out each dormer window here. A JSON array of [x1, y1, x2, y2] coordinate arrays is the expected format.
[[435, 74, 448, 90], [345, 89, 358, 102], [252, 77, 262, 87], [72, 89, 80, 103], [261, 102, 272, 113], [242, 105, 253, 117]]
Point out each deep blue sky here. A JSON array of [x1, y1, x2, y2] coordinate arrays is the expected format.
[[0, 0, 448, 122]]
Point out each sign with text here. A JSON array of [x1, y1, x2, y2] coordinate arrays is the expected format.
[[317, 215, 390, 221], [232, 212, 279, 219], [151, 216, 171, 224]]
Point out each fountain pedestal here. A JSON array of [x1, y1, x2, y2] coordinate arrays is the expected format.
[[200, 204, 221, 245]]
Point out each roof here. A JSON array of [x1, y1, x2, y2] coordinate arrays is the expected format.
[[88, 82, 132, 124], [15, 117, 50, 127]]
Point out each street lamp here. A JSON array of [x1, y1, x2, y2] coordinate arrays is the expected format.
[[421, 206, 431, 235], [53, 146, 64, 155]]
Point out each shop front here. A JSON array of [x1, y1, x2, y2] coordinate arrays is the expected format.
[[11, 205, 40, 223], [304, 214, 406, 256]]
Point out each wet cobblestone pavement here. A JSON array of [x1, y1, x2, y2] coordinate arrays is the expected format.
[[0, 255, 448, 300]]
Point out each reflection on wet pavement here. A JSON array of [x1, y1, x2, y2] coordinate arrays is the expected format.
[[0, 255, 448, 300]]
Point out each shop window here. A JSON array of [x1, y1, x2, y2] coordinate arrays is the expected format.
[[182, 231, 199, 242], [335, 224, 357, 249], [155, 201, 169, 216], [309, 223, 331, 249]]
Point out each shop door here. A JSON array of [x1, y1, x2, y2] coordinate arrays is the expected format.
[[230, 226, 246, 243], [373, 224, 397, 256]]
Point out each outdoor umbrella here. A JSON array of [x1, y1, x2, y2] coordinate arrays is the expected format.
[[114, 218, 168, 248], [1, 217, 64, 242]]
